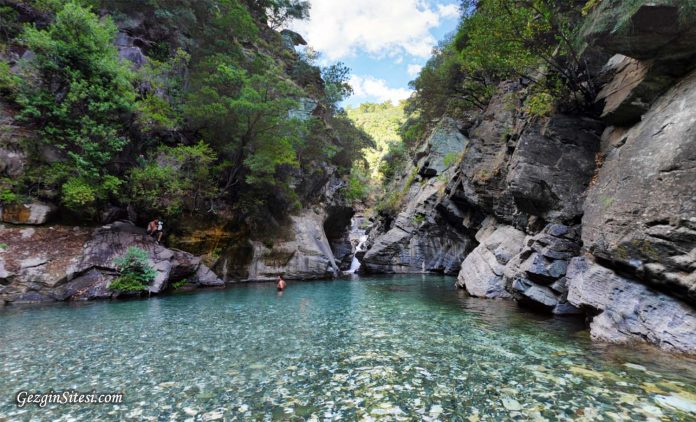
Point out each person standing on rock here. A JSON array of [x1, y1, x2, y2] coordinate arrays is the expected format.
[[277, 276, 287, 291]]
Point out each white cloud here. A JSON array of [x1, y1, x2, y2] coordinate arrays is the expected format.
[[437, 3, 461, 19], [407, 64, 423, 77], [291, 1, 460, 60], [349, 75, 412, 105]]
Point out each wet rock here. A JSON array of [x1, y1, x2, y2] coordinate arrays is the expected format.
[[511, 278, 558, 309], [0, 202, 56, 225], [506, 115, 603, 222], [456, 224, 525, 298], [567, 257, 696, 354], [583, 68, 696, 304], [552, 302, 583, 316]]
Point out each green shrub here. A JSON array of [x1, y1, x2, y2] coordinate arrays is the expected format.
[[0, 243, 7, 250], [0, 186, 18, 204], [61, 178, 96, 210], [525, 91, 555, 117], [108, 247, 156, 293], [171, 279, 188, 290]]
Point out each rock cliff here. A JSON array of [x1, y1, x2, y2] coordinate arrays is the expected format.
[[0, 221, 222, 304], [361, 0, 696, 353]]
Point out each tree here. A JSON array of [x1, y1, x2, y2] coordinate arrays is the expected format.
[[322, 62, 353, 111], [127, 142, 220, 217], [17, 2, 135, 210], [247, 0, 310, 28]]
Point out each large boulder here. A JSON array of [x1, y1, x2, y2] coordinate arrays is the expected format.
[[595, 55, 679, 126], [456, 224, 526, 298], [0, 222, 222, 304], [220, 209, 340, 281], [506, 115, 604, 223], [583, 68, 696, 304], [567, 257, 696, 354], [0, 202, 56, 225]]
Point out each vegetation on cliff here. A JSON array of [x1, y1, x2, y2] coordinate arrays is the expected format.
[[402, 0, 598, 149], [0, 0, 369, 233]]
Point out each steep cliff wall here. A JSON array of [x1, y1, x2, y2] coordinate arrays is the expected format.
[[362, 1, 696, 353]]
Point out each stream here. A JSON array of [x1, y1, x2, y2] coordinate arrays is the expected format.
[[1, 275, 695, 420]]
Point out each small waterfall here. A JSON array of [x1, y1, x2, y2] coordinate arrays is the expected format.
[[344, 216, 368, 275]]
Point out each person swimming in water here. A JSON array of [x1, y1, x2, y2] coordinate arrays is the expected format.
[[276, 276, 287, 291]]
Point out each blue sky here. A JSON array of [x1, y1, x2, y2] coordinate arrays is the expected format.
[[290, 0, 461, 107]]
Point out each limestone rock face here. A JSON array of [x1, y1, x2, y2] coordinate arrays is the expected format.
[[415, 117, 469, 177], [450, 82, 521, 223], [363, 178, 472, 275], [582, 69, 696, 304], [567, 257, 696, 354], [0, 222, 222, 304], [456, 224, 526, 298], [507, 115, 603, 223], [226, 209, 340, 281], [115, 32, 147, 69], [0, 202, 56, 225]]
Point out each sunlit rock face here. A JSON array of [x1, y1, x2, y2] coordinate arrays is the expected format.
[[456, 223, 525, 298], [362, 177, 472, 276], [0, 222, 221, 304], [0, 202, 56, 225], [215, 209, 342, 282], [582, 68, 696, 305], [567, 257, 696, 354]]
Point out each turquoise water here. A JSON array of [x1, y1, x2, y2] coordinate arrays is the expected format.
[[1, 275, 695, 421]]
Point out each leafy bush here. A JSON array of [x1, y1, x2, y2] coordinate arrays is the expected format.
[[127, 141, 219, 217], [171, 279, 188, 290], [109, 247, 156, 293], [525, 91, 555, 117], [61, 178, 97, 209]]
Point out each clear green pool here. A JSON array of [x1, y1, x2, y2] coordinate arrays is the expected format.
[[1, 275, 695, 420]]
